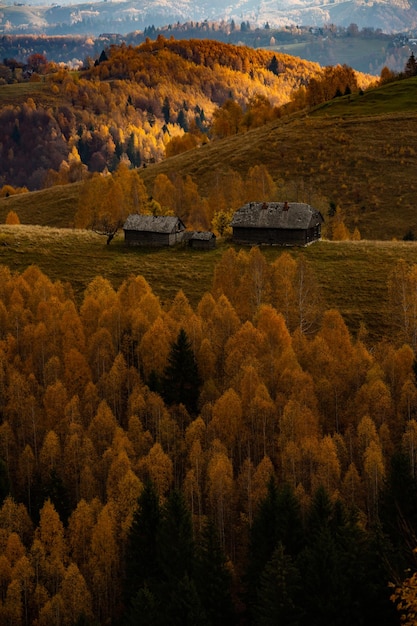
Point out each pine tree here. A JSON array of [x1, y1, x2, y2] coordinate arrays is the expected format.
[[268, 55, 280, 75], [162, 97, 171, 124], [156, 490, 207, 625], [405, 52, 417, 77], [195, 518, 235, 625], [380, 452, 417, 574], [254, 543, 303, 626], [124, 481, 161, 610], [245, 479, 304, 621], [162, 328, 201, 415], [298, 486, 387, 626]]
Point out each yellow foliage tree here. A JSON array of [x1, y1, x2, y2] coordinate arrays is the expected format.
[[5, 211, 20, 225]]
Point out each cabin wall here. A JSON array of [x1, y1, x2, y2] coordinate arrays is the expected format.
[[124, 231, 172, 247], [189, 238, 216, 250], [232, 227, 310, 246]]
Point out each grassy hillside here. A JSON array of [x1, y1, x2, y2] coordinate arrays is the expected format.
[[0, 224, 415, 343], [1, 75, 417, 238], [138, 76, 417, 241]]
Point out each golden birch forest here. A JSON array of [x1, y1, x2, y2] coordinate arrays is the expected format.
[[1, 36, 417, 626], [0, 247, 416, 624]]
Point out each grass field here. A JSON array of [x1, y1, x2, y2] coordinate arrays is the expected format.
[[1, 224, 416, 343], [0, 80, 57, 107]]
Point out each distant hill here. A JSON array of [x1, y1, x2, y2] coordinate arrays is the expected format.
[[0, 39, 335, 189], [2, 0, 417, 35], [0, 25, 415, 76], [1, 74, 417, 242]]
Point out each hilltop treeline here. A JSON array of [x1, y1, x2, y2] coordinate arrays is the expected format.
[[1, 250, 417, 623], [0, 37, 374, 190]]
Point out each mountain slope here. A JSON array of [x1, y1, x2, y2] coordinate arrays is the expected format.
[[1, 75, 417, 241], [2, 0, 417, 35], [0, 39, 331, 189]]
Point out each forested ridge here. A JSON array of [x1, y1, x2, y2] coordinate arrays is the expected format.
[[1, 245, 417, 623], [0, 37, 374, 190]]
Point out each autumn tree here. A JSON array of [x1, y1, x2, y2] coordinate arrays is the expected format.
[[212, 99, 243, 138], [391, 552, 417, 625], [5, 211, 20, 225], [244, 164, 276, 202], [75, 164, 147, 244]]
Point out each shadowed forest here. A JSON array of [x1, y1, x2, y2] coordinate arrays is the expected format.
[[1, 247, 417, 624]]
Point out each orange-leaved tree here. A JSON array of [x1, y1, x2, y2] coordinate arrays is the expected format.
[[75, 163, 147, 244]]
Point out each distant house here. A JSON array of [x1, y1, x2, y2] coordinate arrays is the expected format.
[[231, 201, 324, 246], [123, 214, 186, 247], [183, 231, 216, 250]]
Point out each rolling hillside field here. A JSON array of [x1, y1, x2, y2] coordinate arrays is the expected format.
[[137, 77, 417, 242], [1, 69, 417, 345], [2, 75, 417, 240], [0, 223, 415, 343]]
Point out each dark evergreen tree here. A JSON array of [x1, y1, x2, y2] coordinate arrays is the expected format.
[[177, 109, 189, 132], [380, 452, 417, 574], [11, 123, 20, 144], [98, 49, 108, 64], [162, 328, 201, 415], [268, 54, 280, 75], [124, 480, 161, 610], [245, 479, 304, 621], [195, 518, 235, 625], [162, 97, 171, 124], [405, 52, 417, 77], [403, 229, 416, 241], [253, 543, 303, 626], [156, 489, 207, 625], [362, 523, 401, 626], [43, 468, 71, 526], [328, 200, 337, 217], [158, 489, 195, 581], [297, 486, 394, 626], [126, 132, 141, 168], [0, 457, 10, 505], [124, 585, 160, 626]]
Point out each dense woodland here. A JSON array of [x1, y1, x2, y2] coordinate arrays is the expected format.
[[1, 247, 417, 623], [3, 36, 417, 625], [0, 38, 375, 190]]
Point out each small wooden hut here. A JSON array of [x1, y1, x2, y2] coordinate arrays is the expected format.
[[231, 201, 324, 246], [183, 231, 216, 250], [123, 214, 186, 247]]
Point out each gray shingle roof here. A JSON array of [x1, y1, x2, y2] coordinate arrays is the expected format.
[[231, 202, 324, 230], [123, 214, 185, 233], [183, 231, 216, 241]]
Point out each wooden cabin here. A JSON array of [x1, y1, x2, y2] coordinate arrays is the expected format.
[[183, 231, 216, 250], [231, 201, 324, 246], [123, 214, 186, 247]]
